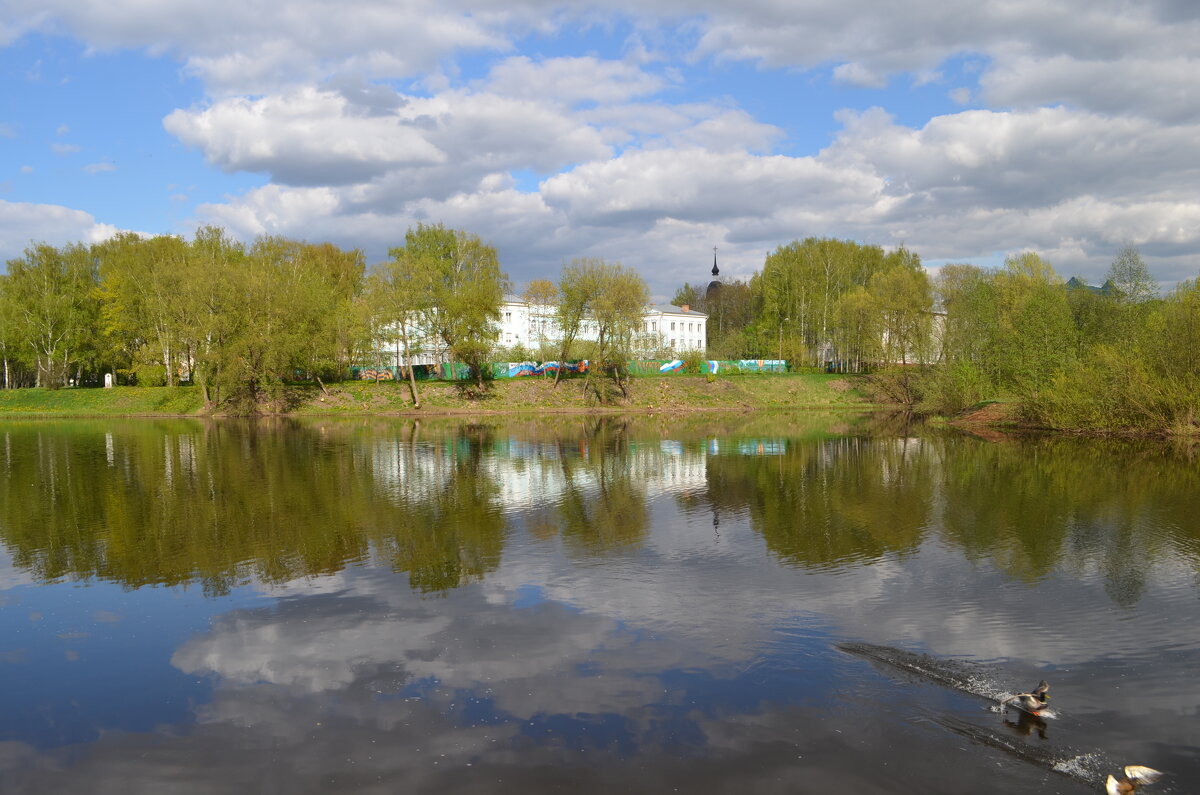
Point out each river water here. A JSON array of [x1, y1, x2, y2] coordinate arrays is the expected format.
[[0, 414, 1196, 793]]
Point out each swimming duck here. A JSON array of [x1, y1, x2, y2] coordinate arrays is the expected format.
[[1000, 680, 1049, 714], [1105, 766, 1163, 794]]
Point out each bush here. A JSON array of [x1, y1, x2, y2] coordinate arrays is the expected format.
[[681, 350, 706, 374], [865, 366, 926, 406], [919, 360, 992, 414]]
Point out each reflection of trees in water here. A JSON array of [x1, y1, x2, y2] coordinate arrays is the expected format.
[[703, 436, 934, 569], [690, 429, 1200, 604], [938, 436, 1200, 602], [0, 420, 376, 595], [3, 419, 1199, 604], [552, 418, 649, 556], [372, 422, 507, 593], [0, 420, 508, 595]]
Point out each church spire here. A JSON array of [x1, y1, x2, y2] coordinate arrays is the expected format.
[[706, 246, 722, 301]]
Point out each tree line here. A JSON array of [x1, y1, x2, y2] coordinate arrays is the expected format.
[[3, 223, 1197, 430], [0, 223, 660, 406], [674, 238, 1199, 434]]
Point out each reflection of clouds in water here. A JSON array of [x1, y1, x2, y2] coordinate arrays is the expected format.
[[0, 548, 36, 594]]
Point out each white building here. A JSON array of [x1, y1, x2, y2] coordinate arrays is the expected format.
[[497, 298, 707, 354]]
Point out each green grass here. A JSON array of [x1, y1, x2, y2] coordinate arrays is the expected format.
[[294, 372, 877, 416], [0, 386, 206, 417]]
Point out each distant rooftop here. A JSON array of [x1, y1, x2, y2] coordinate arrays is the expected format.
[[1066, 276, 1117, 296], [649, 303, 708, 316]]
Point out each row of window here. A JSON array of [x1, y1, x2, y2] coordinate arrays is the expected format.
[[502, 316, 704, 336]]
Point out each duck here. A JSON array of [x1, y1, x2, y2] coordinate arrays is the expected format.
[[1000, 680, 1049, 715], [1105, 766, 1163, 794]]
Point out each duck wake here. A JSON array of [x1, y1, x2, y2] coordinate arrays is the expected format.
[[836, 642, 1012, 703]]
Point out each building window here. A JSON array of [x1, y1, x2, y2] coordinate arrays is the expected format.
[[505, 312, 511, 319], [652, 322, 657, 332], [670, 321, 676, 331]]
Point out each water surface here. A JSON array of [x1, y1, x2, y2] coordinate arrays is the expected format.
[[1, 414, 1197, 793]]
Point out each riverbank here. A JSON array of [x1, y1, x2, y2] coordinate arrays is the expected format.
[[0, 373, 875, 417]]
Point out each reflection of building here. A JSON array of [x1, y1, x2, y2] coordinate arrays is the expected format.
[[368, 436, 709, 507]]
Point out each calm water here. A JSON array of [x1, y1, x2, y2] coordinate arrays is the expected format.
[[0, 414, 1197, 794]]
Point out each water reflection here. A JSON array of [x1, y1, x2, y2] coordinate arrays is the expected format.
[[1, 417, 1199, 601], [2, 415, 1199, 793]]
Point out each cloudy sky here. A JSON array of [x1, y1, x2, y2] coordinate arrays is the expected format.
[[1, 0, 1198, 297]]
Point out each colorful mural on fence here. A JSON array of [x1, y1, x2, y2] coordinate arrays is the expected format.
[[501, 361, 589, 378], [353, 359, 784, 381]]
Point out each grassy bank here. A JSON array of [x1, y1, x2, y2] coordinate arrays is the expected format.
[[0, 386, 207, 417], [0, 374, 873, 417], [297, 373, 873, 416]]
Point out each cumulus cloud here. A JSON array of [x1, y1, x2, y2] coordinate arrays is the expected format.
[[6, 0, 1200, 290], [0, 199, 118, 261]]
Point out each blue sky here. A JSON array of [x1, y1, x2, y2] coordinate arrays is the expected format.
[[2, 1, 1198, 298]]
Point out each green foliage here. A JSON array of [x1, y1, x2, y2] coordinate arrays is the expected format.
[[4, 242, 101, 388], [555, 257, 649, 400], [681, 350, 706, 374], [917, 359, 992, 414], [751, 237, 897, 364], [392, 223, 508, 390]]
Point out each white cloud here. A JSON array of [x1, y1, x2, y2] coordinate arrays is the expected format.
[[82, 161, 116, 174], [0, 199, 118, 261], [50, 142, 79, 155], [481, 55, 666, 105], [19, 165, 33, 174], [166, 82, 613, 189], [6, 0, 1200, 290], [832, 62, 887, 89], [182, 96, 1200, 291]]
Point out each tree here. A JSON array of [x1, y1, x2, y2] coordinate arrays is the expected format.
[[832, 286, 881, 371], [554, 258, 600, 386], [5, 243, 100, 388], [522, 278, 559, 364], [180, 226, 244, 405], [95, 232, 189, 386], [1106, 246, 1158, 305], [993, 252, 1076, 397], [553, 258, 648, 399], [671, 283, 704, 311], [295, 242, 368, 387], [753, 238, 893, 365], [373, 248, 437, 408], [868, 251, 932, 365], [585, 263, 649, 400], [393, 223, 508, 389]]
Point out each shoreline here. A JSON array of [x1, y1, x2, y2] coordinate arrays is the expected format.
[[0, 373, 880, 420]]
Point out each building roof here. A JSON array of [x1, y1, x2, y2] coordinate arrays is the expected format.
[[1066, 276, 1117, 296], [648, 303, 708, 317]]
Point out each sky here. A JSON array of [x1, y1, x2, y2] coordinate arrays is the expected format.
[[1, 0, 1198, 299]]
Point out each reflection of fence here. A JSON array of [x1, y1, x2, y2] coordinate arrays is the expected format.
[[352, 359, 787, 381]]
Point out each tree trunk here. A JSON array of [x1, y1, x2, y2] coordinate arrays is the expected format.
[[400, 324, 420, 408]]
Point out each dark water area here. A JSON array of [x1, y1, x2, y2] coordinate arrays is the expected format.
[[0, 413, 1197, 794]]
